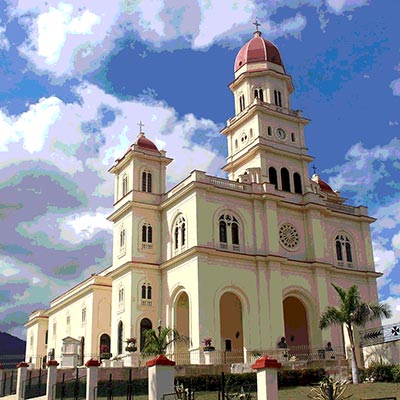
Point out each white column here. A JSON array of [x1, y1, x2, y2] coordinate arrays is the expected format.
[[46, 360, 59, 400], [16, 362, 29, 400], [147, 355, 176, 400], [252, 356, 281, 400], [85, 359, 101, 400]]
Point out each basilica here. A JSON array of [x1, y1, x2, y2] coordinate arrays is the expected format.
[[25, 28, 381, 368]]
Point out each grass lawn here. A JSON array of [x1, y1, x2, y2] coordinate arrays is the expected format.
[[278, 382, 399, 399]]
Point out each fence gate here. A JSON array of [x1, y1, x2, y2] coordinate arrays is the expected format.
[[0, 369, 17, 397], [56, 369, 87, 400], [23, 369, 48, 399]]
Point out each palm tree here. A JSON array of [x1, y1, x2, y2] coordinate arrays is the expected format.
[[142, 326, 190, 356], [319, 283, 391, 384]]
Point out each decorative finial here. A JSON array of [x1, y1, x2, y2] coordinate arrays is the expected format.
[[312, 164, 317, 175], [137, 121, 145, 133]]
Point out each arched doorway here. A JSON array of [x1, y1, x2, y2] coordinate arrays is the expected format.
[[99, 333, 111, 359], [283, 297, 309, 354], [175, 292, 190, 356], [220, 292, 244, 363], [140, 318, 152, 351]]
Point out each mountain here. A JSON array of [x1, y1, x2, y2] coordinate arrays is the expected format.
[[0, 332, 26, 368], [0, 331, 26, 355]]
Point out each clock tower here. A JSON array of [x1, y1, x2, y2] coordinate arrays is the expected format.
[[221, 28, 313, 195]]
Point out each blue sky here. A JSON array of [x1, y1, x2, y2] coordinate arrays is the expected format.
[[0, 0, 399, 339]]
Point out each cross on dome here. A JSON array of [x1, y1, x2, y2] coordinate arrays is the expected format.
[[253, 19, 261, 31], [137, 121, 145, 133], [312, 164, 317, 174]]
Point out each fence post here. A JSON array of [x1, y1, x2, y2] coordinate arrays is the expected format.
[[0, 364, 4, 397], [16, 362, 29, 400], [252, 356, 281, 400], [85, 359, 101, 400], [46, 360, 59, 400], [147, 355, 176, 400]]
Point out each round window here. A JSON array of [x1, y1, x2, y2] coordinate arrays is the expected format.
[[279, 223, 299, 250]]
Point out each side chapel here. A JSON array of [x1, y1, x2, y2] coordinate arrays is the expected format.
[[25, 28, 381, 367]]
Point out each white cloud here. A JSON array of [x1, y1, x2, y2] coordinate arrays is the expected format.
[[390, 78, 400, 96], [9, 0, 370, 78], [381, 296, 400, 326], [0, 26, 10, 50], [325, 0, 369, 14], [60, 209, 113, 244]]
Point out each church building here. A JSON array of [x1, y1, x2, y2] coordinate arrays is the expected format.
[[25, 28, 381, 368]]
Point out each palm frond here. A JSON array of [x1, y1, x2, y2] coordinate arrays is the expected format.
[[319, 307, 345, 329]]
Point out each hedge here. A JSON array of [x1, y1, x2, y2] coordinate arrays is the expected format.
[[360, 364, 400, 383]]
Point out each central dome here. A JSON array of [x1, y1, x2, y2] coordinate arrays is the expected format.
[[234, 31, 284, 73]]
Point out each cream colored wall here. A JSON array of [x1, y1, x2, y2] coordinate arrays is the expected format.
[[46, 285, 111, 363], [25, 319, 48, 367]]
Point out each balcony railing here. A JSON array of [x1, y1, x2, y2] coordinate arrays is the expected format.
[[359, 322, 400, 346]]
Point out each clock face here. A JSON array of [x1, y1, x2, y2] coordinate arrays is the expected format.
[[276, 128, 286, 140]]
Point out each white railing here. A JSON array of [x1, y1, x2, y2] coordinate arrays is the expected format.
[[209, 177, 247, 191]]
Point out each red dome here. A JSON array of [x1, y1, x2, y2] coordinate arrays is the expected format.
[[135, 133, 159, 152], [311, 174, 335, 194], [234, 31, 284, 73]]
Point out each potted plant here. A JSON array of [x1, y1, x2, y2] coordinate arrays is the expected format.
[[100, 344, 111, 360], [203, 337, 215, 351], [111, 354, 123, 367], [125, 338, 137, 352], [203, 338, 216, 365]]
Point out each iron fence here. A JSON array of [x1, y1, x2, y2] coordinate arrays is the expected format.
[[23, 368, 47, 399], [55, 369, 87, 400], [0, 369, 17, 397]]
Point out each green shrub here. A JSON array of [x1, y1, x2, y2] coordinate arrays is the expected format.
[[175, 369, 326, 392], [391, 365, 400, 383], [362, 364, 395, 382]]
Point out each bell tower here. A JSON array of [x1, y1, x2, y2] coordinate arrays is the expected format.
[[221, 26, 313, 194]]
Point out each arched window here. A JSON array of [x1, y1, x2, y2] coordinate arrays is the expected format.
[[345, 242, 352, 263], [219, 219, 227, 243], [291, 132, 295, 142], [119, 225, 126, 256], [336, 241, 343, 261], [235, 139, 238, 149], [267, 126, 272, 136], [281, 168, 291, 192], [141, 223, 153, 249], [218, 214, 240, 251], [254, 88, 264, 102], [173, 215, 187, 253], [141, 283, 152, 305], [122, 174, 128, 196], [118, 287, 124, 303], [140, 318, 152, 351], [274, 90, 282, 107], [335, 234, 353, 266], [141, 285, 146, 300], [141, 170, 152, 193], [99, 333, 111, 358], [269, 167, 277, 189], [239, 94, 245, 112], [293, 172, 302, 194], [117, 321, 123, 355]]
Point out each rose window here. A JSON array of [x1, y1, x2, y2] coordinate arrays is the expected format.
[[279, 223, 299, 250]]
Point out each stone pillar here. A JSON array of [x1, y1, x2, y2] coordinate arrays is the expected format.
[[46, 360, 59, 400], [0, 364, 5, 397], [147, 355, 176, 400], [252, 356, 281, 400], [16, 362, 29, 400], [85, 359, 101, 400]]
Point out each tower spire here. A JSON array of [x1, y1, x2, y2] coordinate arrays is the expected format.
[[253, 19, 262, 37]]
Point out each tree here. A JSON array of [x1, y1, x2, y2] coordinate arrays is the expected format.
[[142, 326, 190, 356], [319, 283, 391, 384]]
